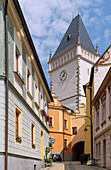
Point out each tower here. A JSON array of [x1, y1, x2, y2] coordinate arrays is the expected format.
[[48, 14, 99, 111]]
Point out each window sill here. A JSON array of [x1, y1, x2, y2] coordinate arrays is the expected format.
[[64, 128, 68, 130], [96, 127, 100, 131], [27, 91, 33, 100], [34, 102, 40, 109], [14, 71, 25, 85], [16, 136, 22, 143], [49, 126, 53, 128], [72, 133, 77, 135], [101, 120, 106, 127]]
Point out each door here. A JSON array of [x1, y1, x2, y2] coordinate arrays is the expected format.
[[103, 139, 106, 168]]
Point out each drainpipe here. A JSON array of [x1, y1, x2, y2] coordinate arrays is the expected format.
[[5, 1, 9, 170], [63, 110, 64, 161], [89, 87, 93, 161]]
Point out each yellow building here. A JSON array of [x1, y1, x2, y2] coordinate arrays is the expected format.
[[49, 94, 86, 161]]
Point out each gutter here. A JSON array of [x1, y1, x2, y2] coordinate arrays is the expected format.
[[4, 1, 9, 170]]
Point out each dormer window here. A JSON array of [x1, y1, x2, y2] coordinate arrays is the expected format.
[[67, 34, 71, 41]]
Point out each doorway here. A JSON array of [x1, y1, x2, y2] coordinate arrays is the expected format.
[[72, 141, 84, 161]]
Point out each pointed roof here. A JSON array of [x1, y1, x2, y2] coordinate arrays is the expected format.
[[51, 14, 96, 61]]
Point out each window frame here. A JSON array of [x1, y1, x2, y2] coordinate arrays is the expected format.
[[64, 119, 68, 129], [15, 105, 22, 144], [72, 127, 77, 135], [49, 116, 53, 127], [64, 139, 68, 149], [31, 122, 36, 149]]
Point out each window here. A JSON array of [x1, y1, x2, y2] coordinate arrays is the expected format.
[[110, 135, 111, 156], [109, 87, 111, 117], [15, 106, 22, 143], [58, 60, 60, 66], [96, 142, 101, 159], [67, 54, 69, 61], [87, 69, 89, 75], [64, 139, 68, 149], [72, 127, 77, 135], [101, 92, 106, 125], [49, 137, 54, 148], [64, 56, 66, 63], [96, 110, 99, 129], [70, 53, 72, 59], [40, 87, 43, 109], [27, 69, 32, 94], [98, 142, 101, 159], [49, 117, 52, 127], [61, 58, 63, 65], [53, 63, 55, 69], [102, 103, 106, 122], [16, 46, 22, 75], [56, 62, 57, 68], [31, 122, 35, 149], [96, 143, 98, 159], [64, 119, 67, 129], [35, 84, 38, 104], [27, 69, 30, 91]]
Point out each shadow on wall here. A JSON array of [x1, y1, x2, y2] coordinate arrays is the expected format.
[[54, 123, 85, 161]]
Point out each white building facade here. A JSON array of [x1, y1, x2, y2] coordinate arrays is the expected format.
[[93, 68, 111, 168], [0, 0, 53, 170]]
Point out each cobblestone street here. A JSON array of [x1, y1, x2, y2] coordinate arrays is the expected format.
[[40, 161, 108, 170], [64, 162, 108, 170]]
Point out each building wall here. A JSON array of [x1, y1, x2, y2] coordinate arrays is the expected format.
[[49, 95, 86, 161], [0, 0, 52, 169], [71, 104, 85, 148], [50, 58, 78, 111], [49, 95, 72, 161], [79, 57, 93, 104], [94, 73, 111, 168], [0, 1, 5, 75]]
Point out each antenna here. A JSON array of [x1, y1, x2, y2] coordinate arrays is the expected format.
[[78, 8, 79, 15], [72, 13, 74, 19], [75, 8, 76, 17]]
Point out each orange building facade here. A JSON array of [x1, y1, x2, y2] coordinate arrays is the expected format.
[[49, 94, 86, 161]]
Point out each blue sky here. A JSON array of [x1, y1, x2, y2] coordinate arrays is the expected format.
[[19, 0, 111, 86]]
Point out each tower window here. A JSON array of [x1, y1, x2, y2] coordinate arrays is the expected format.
[[87, 69, 89, 75], [67, 34, 71, 41], [64, 56, 66, 63]]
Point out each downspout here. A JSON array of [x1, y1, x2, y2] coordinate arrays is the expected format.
[[4, 1, 9, 170], [63, 110, 64, 161], [89, 87, 93, 160]]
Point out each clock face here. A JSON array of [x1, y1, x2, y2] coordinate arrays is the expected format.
[[59, 70, 67, 82]]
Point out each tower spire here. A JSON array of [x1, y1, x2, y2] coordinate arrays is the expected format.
[[78, 8, 79, 15]]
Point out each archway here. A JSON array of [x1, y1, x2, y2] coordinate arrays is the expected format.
[[72, 141, 84, 161]]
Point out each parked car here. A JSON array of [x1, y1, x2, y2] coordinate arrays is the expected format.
[[52, 154, 62, 162]]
